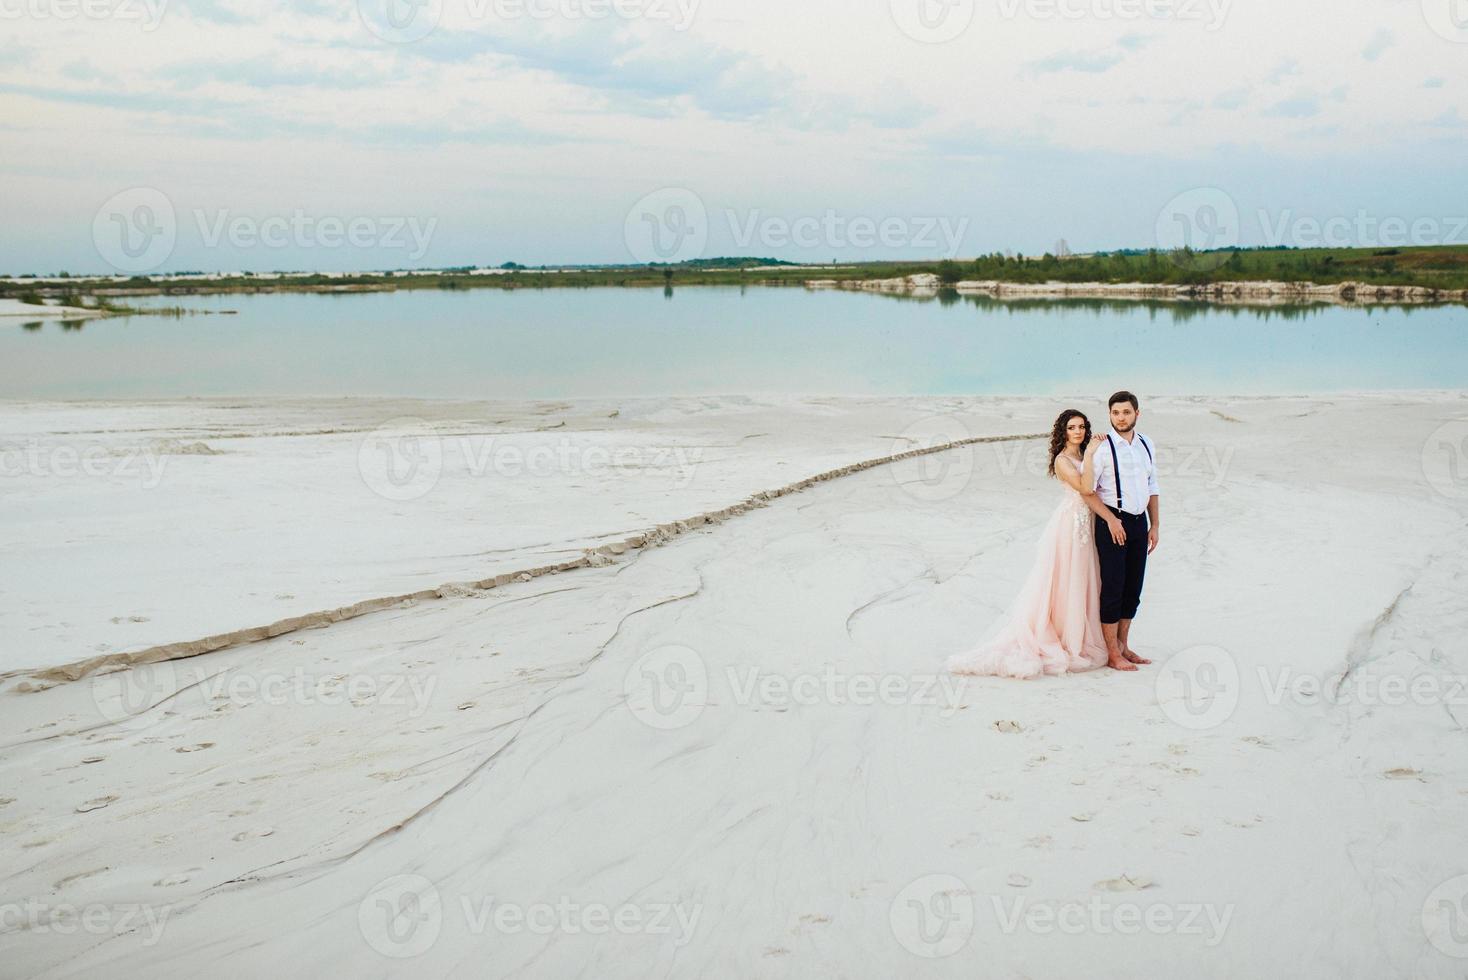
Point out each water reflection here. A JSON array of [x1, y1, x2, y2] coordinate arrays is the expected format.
[[869, 288, 1420, 323]]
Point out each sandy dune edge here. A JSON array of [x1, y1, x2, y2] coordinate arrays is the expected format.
[[5, 430, 1044, 689]]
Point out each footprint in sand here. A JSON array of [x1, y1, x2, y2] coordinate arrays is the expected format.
[[174, 742, 215, 753], [1225, 816, 1265, 829], [792, 914, 831, 935], [1007, 874, 1032, 888], [109, 616, 150, 624], [80, 756, 104, 764], [1095, 875, 1155, 892], [55, 868, 108, 889], [1383, 767, 1425, 781], [994, 720, 1023, 733], [0, 798, 14, 807], [231, 828, 275, 842], [154, 871, 197, 887], [1071, 812, 1095, 823], [76, 796, 118, 813]]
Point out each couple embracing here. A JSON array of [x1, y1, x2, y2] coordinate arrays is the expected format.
[[947, 391, 1160, 679]]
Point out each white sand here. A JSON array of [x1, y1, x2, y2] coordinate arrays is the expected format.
[[0, 299, 106, 319], [0, 395, 1053, 681], [2, 393, 1467, 978]]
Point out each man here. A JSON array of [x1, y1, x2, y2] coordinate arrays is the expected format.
[[1082, 391, 1160, 672]]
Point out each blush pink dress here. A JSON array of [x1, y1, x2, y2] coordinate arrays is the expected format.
[[946, 454, 1110, 679]]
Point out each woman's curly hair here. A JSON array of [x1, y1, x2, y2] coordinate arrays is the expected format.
[[1047, 409, 1092, 477]]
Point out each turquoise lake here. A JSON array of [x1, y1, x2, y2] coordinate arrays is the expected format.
[[4, 287, 1466, 399]]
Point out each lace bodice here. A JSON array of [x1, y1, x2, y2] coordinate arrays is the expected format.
[[1053, 454, 1094, 545]]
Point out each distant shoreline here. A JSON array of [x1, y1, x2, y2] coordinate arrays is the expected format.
[[808, 274, 1468, 306], [5, 247, 1468, 308], [21, 275, 1462, 309]]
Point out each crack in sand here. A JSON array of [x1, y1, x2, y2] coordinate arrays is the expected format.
[[203, 582, 704, 898], [1332, 585, 1414, 727], [0, 663, 239, 752], [845, 567, 939, 638]]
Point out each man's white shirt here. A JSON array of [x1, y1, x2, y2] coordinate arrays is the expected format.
[[1092, 429, 1159, 516]]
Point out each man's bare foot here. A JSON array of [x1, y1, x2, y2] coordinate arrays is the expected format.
[[1107, 654, 1139, 672], [1123, 648, 1152, 666]]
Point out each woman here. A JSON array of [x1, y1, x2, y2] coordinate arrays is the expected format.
[[946, 410, 1110, 679]]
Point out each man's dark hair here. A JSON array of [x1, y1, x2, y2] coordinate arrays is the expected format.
[[1108, 390, 1139, 411]]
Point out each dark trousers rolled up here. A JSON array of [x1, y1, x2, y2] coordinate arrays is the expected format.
[[1095, 507, 1149, 624]]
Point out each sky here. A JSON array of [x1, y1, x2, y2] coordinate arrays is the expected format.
[[1, 0, 1465, 273]]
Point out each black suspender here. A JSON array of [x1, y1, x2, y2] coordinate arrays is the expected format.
[[1107, 434, 1122, 509], [1107, 433, 1153, 511]]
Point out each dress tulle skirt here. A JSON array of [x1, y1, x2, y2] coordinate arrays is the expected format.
[[946, 487, 1110, 679]]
